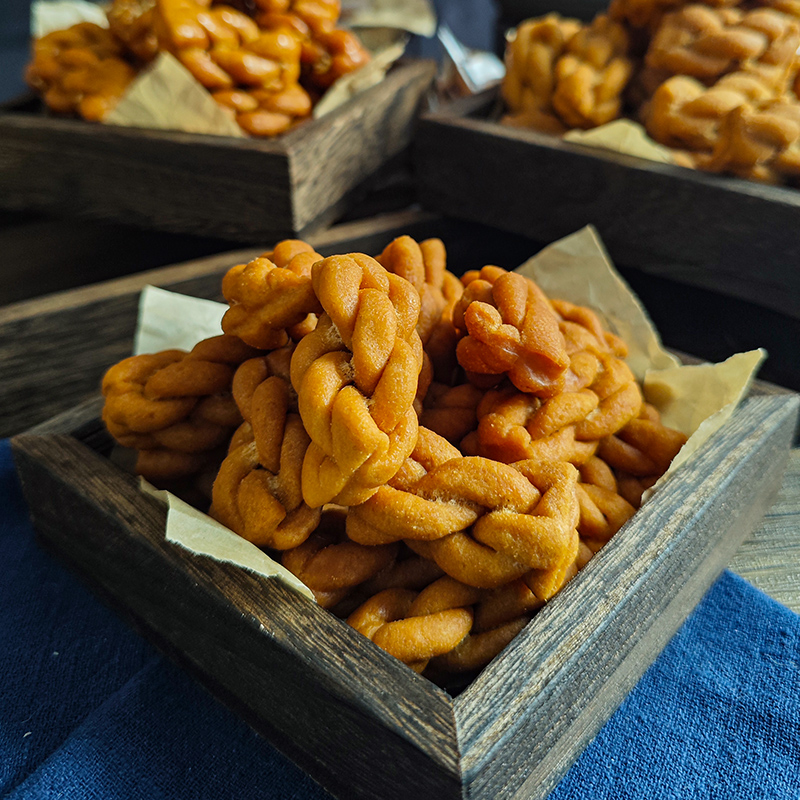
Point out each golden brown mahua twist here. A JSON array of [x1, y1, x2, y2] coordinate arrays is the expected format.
[[222, 239, 324, 349], [152, 0, 314, 135], [349, 432, 580, 590], [209, 352, 322, 549], [419, 382, 484, 445], [644, 71, 776, 151], [282, 522, 398, 607], [598, 413, 688, 476], [501, 14, 583, 134], [609, 0, 738, 32], [102, 334, 259, 481], [599, 403, 686, 509], [454, 267, 571, 396], [347, 577, 480, 672], [26, 23, 137, 121], [461, 387, 599, 464], [552, 14, 634, 129], [699, 97, 800, 179], [376, 236, 452, 346], [289, 253, 424, 507], [644, 5, 800, 89]]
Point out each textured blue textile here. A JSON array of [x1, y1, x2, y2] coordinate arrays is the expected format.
[[2, 437, 799, 798]]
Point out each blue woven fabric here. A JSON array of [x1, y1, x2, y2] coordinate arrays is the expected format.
[[2, 437, 799, 798]]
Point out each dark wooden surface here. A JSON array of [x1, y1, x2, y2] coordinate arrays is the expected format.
[[414, 88, 800, 322], [11, 382, 798, 800], [0, 60, 434, 243]]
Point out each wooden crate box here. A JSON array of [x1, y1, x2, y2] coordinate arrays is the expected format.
[[0, 60, 434, 243], [414, 88, 800, 322]]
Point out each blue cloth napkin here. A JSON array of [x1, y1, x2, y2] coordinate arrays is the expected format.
[[2, 437, 798, 798]]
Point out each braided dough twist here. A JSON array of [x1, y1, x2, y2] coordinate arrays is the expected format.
[[222, 239, 324, 349], [644, 5, 800, 88], [454, 267, 570, 396], [552, 14, 634, 129], [347, 577, 480, 672], [102, 334, 259, 480], [290, 253, 424, 507]]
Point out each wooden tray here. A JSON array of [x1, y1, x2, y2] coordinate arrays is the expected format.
[[0, 60, 434, 243], [414, 88, 800, 321], [10, 367, 798, 796]]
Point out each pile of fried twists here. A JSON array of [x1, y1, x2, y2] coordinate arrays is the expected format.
[[101, 236, 687, 677], [502, 0, 800, 183], [25, 0, 369, 136]]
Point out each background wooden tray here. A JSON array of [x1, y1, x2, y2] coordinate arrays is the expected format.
[[0, 60, 434, 243], [11, 382, 798, 800], [414, 88, 800, 323]]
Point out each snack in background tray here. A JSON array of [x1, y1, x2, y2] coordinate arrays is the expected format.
[[101, 236, 687, 679], [26, 0, 370, 136], [500, 0, 800, 185], [25, 22, 137, 121]]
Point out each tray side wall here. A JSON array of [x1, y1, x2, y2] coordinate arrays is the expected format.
[[0, 116, 292, 240], [11, 431, 463, 800], [454, 395, 798, 799]]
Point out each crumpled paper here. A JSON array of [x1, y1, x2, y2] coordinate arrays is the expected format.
[[31, 0, 107, 37], [342, 0, 437, 37], [563, 119, 680, 165], [141, 480, 315, 601], [516, 225, 765, 499], [128, 226, 764, 595]]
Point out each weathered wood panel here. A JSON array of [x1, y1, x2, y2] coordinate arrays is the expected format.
[[0, 61, 435, 242]]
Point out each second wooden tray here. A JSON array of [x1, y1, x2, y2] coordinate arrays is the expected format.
[[414, 88, 800, 321], [0, 60, 435, 243]]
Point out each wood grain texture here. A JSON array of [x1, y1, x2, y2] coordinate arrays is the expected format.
[[414, 88, 800, 320], [730, 448, 800, 613], [10, 390, 798, 799], [0, 61, 434, 242]]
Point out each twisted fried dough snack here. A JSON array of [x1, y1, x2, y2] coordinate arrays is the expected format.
[[26, 22, 137, 121], [208, 345, 323, 549], [107, 0, 159, 63], [282, 520, 398, 607], [102, 334, 259, 481], [644, 71, 776, 151], [699, 97, 800, 179], [552, 14, 634, 129], [348, 427, 580, 590], [644, 6, 800, 89], [151, 0, 315, 135], [376, 236, 454, 346], [609, 0, 739, 32], [419, 382, 484, 445], [454, 267, 570, 396], [347, 577, 480, 672], [222, 239, 324, 349], [502, 14, 583, 134], [290, 253, 424, 507]]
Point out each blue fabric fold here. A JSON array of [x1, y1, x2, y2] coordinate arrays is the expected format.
[[2, 438, 798, 799]]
